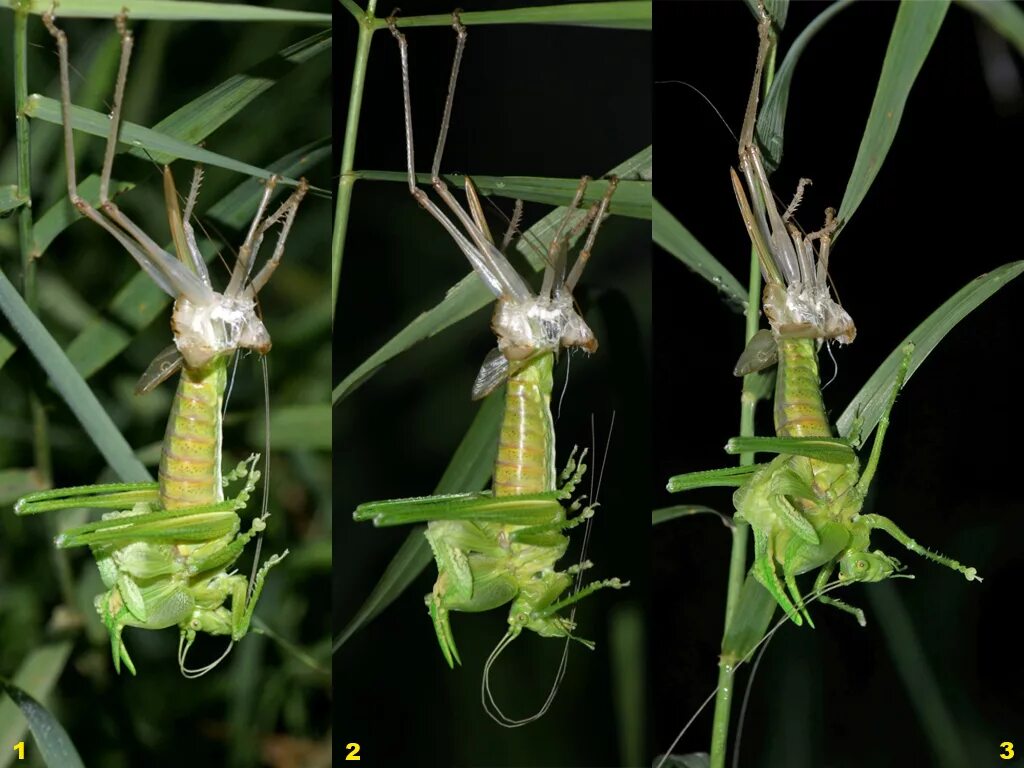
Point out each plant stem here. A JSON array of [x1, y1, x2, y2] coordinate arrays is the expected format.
[[709, 35, 775, 768], [709, 232, 762, 768], [14, 7, 74, 610], [334, 0, 377, 326]]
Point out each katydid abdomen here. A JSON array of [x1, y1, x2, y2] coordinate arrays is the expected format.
[[775, 337, 830, 439], [158, 361, 226, 509], [494, 353, 556, 496]]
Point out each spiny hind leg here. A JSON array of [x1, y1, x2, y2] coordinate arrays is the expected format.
[[857, 343, 914, 495], [859, 513, 979, 582], [813, 563, 866, 627]]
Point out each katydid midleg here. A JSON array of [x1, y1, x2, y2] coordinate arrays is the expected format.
[[13, 12, 307, 676], [667, 7, 978, 628], [353, 12, 627, 716]]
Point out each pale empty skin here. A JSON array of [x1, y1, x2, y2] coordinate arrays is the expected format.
[[14, 12, 306, 676], [353, 12, 626, 726], [667, 5, 977, 630]]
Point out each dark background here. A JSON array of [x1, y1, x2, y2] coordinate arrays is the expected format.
[[654, 2, 1023, 766], [335, 2, 651, 765]]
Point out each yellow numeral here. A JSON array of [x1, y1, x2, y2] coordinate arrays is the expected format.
[[13, 742, 24, 760], [1001, 742, 1015, 760], [345, 742, 361, 761]]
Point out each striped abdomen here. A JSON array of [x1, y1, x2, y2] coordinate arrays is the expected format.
[[774, 337, 831, 439], [158, 361, 226, 509], [493, 353, 556, 497]]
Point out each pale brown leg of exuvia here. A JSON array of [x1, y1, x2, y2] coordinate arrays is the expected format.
[[387, 10, 529, 301], [44, 11, 186, 297], [565, 175, 619, 293], [541, 176, 589, 298]]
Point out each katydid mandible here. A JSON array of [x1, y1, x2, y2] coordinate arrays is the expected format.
[[14, 12, 307, 676], [353, 12, 627, 700], [667, 8, 978, 627]]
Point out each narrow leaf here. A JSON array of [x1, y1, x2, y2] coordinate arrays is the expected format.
[[24, 96, 302, 186], [653, 199, 747, 311], [0, 0, 329, 23], [0, 642, 77, 768], [837, 261, 1024, 442], [0, 268, 150, 482], [382, 2, 651, 30], [355, 173, 650, 220], [757, 0, 856, 171], [837, 0, 950, 233]]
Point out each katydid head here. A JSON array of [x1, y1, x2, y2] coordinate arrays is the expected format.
[[838, 549, 899, 583]]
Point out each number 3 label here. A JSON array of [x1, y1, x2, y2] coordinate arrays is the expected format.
[[1001, 742, 1015, 760]]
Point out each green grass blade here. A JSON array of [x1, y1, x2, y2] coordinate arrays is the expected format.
[[837, 0, 950, 233], [653, 199, 747, 311], [24, 96, 303, 185], [652, 505, 731, 527], [145, 30, 330, 161], [0, 268, 150, 482], [0, 679, 84, 768], [0, 642, 78, 768], [958, 0, 1024, 55], [721, 573, 776, 663], [837, 260, 1024, 442], [355, 173, 650, 220], [0, 0, 330, 23], [0, 185, 27, 213], [382, 1, 651, 30], [334, 150, 648, 405], [757, 0, 855, 171], [335, 390, 503, 650]]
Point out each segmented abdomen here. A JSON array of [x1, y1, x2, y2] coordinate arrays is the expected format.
[[158, 362, 225, 509], [493, 353, 556, 496], [775, 337, 831, 439]]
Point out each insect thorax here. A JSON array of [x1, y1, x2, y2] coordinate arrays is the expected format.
[[171, 293, 271, 370], [763, 282, 856, 344], [492, 294, 596, 361]]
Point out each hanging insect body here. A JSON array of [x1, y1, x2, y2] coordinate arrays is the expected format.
[[667, 9, 978, 627], [353, 14, 627, 669], [14, 13, 307, 675]]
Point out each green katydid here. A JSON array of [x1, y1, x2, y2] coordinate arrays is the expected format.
[[353, 12, 628, 713], [13, 12, 307, 676], [667, 8, 978, 628]]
